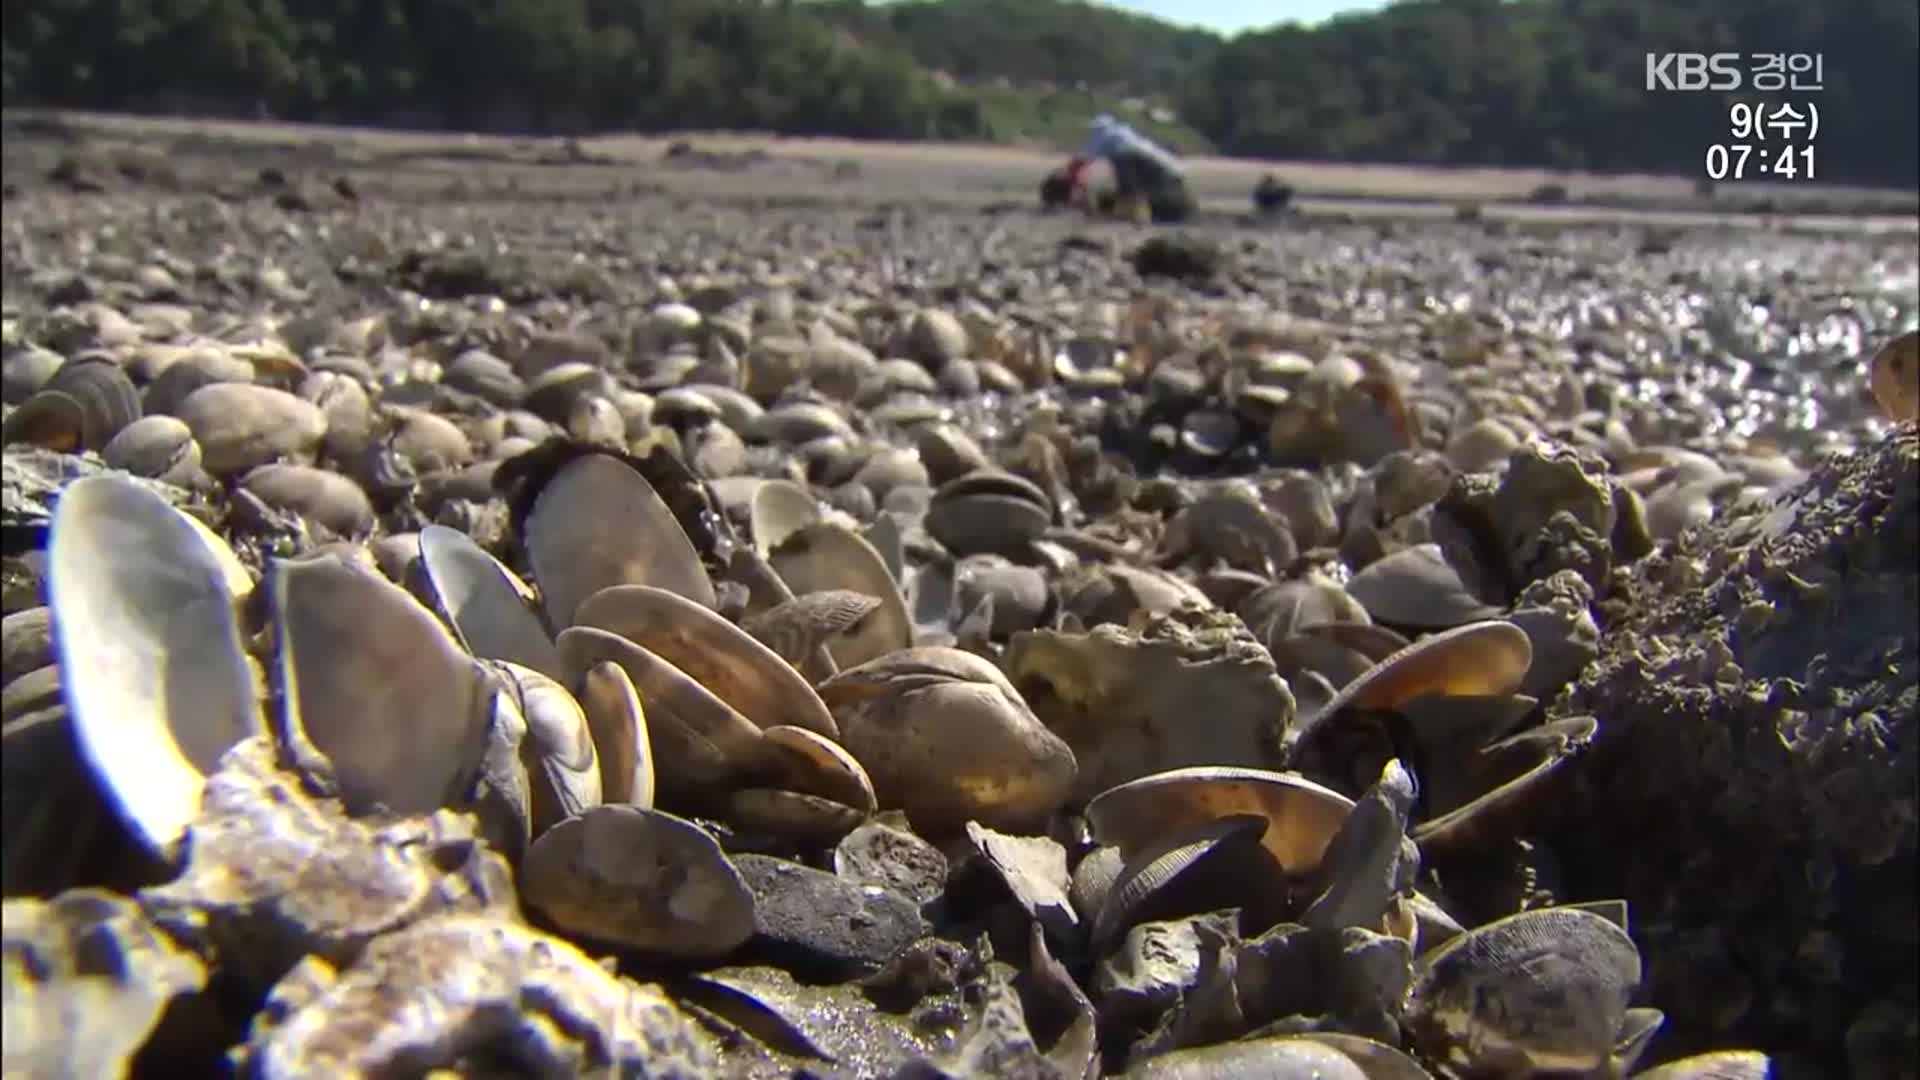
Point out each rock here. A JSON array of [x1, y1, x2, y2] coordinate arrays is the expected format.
[[1553, 429, 1918, 1073], [1131, 235, 1221, 284], [733, 853, 927, 980]]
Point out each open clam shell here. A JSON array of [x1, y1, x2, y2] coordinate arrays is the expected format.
[[1288, 620, 1532, 756], [271, 554, 492, 817], [522, 451, 716, 627], [768, 522, 913, 670], [761, 724, 877, 814], [415, 524, 564, 679], [1406, 906, 1641, 1075], [1084, 766, 1357, 878], [47, 475, 262, 856], [575, 659, 654, 808], [573, 584, 837, 740], [750, 478, 821, 557]]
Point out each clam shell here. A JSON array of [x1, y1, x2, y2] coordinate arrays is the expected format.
[[1346, 544, 1501, 630], [47, 475, 261, 855], [1407, 906, 1641, 1075], [768, 523, 913, 670], [574, 584, 837, 739], [739, 590, 880, 673], [762, 724, 876, 814], [554, 625, 765, 797], [523, 452, 715, 627], [101, 415, 199, 482], [519, 803, 755, 959], [1084, 766, 1356, 877], [1289, 1033, 1434, 1080], [1093, 813, 1282, 948], [575, 659, 654, 808], [271, 554, 492, 816], [750, 478, 821, 556], [415, 524, 563, 679], [0, 356, 140, 453], [490, 661, 602, 835], [1292, 620, 1533, 752], [727, 788, 866, 844]]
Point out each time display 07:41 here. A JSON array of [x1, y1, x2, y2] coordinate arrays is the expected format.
[[1706, 142, 1815, 180]]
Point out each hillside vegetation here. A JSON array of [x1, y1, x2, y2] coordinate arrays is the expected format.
[[2, 0, 1913, 186]]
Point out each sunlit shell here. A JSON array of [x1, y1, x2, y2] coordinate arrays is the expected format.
[[575, 660, 653, 808], [519, 803, 755, 959], [489, 661, 602, 835], [816, 647, 1076, 836], [761, 724, 877, 814], [573, 584, 837, 739], [1084, 766, 1356, 877], [1407, 906, 1641, 1075], [522, 452, 715, 626], [415, 525, 563, 679], [1290, 620, 1533, 754], [769, 523, 913, 670], [750, 478, 821, 556], [272, 554, 492, 816], [554, 625, 766, 797], [47, 475, 261, 855]]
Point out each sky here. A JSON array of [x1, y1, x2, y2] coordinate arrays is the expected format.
[[1100, 0, 1394, 35]]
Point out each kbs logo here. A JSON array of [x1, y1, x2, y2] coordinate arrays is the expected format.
[[1645, 53, 1743, 91]]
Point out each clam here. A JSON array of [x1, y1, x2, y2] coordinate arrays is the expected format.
[[575, 659, 654, 808], [554, 625, 765, 800], [488, 661, 601, 834], [767, 522, 913, 670], [271, 554, 492, 817], [575, 584, 837, 738], [1405, 906, 1641, 1075], [739, 589, 880, 675], [924, 468, 1053, 558], [1287, 619, 1533, 755], [101, 415, 200, 483], [1084, 766, 1356, 877], [174, 383, 327, 475], [521, 803, 755, 959], [816, 647, 1076, 836], [414, 524, 563, 679], [1345, 543, 1501, 630], [1632, 1051, 1774, 1079], [1092, 814, 1286, 949], [46, 475, 261, 855], [0, 355, 140, 453], [522, 451, 715, 626], [1159, 489, 1297, 576]]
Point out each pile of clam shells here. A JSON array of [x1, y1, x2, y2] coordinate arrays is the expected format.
[[3, 155, 1916, 1078]]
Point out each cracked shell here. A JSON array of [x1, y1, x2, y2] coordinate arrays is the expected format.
[[47, 474, 262, 856], [768, 522, 913, 671]]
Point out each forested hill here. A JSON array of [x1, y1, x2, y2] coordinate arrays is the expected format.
[[2, 0, 1914, 187]]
